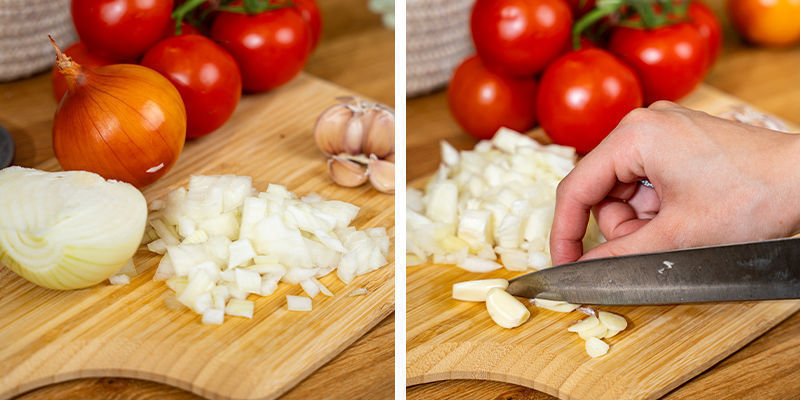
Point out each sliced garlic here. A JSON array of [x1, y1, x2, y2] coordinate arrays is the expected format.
[[578, 323, 608, 340], [452, 279, 509, 302], [328, 156, 368, 187], [585, 337, 610, 358], [485, 288, 530, 329], [598, 311, 628, 331], [533, 298, 581, 313], [567, 316, 600, 333], [604, 329, 622, 339]]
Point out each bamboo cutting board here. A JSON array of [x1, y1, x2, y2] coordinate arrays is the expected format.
[[0, 73, 394, 400], [406, 84, 800, 400]]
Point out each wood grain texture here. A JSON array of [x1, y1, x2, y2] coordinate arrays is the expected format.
[[406, 85, 800, 400], [0, 74, 394, 400], [1, 0, 395, 398]]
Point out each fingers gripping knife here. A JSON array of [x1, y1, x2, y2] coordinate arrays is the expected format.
[[507, 238, 800, 305]]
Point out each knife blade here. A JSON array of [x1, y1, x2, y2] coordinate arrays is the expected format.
[[506, 237, 800, 305]]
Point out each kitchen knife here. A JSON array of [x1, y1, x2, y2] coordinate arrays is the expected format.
[[506, 237, 800, 305], [0, 123, 13, 168]]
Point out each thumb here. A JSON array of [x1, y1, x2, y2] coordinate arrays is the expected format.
[[579, 217, 675, 261]]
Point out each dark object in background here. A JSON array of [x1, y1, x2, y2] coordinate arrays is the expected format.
[[0, 124, 13, 168]]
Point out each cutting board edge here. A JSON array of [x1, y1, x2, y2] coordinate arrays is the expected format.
[[406, 300, 800, 400], [3, 298, 395, 400]]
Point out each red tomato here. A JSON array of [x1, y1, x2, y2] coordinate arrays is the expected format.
[[727, 0, 800, 46], [51, 42, 114, 102], [295, 0, 323, 50], [173, 21, 202, 36], [609, 23, 709, 103], [210, 8, 311, 92], [537, 48, 643, 154], [448, 56, 538, 140], [141, 35, 242, 139], [688, 2, 722, 67], [71, 0, 173, 61], [470, 0, 573, 77]]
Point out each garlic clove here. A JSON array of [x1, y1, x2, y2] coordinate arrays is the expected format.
[[363, 108, 394, 158], [343, 111, 370, 155], [367, 154, 394, 194], [328, 156, 368, 187], [314, 103, 352, 155]]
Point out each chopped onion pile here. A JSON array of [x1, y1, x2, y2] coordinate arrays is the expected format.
[[142, 175, 391, 324], [0, 167, 146, 290], [407, 128, 604, 271]]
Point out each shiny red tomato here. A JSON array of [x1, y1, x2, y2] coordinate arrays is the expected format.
[[448, 56, 538, 140], [71, 0, 173, 61], [172, 21, 202, 36], [537, 48, 643, 154], [295, 0, 323, 50], [470, 0, 573, 77], [210, 8, 311, 92], [51, 42, 114, 102], [688, 2, 722, 67], [141, 35, 242, 139], [609, 23, 709, 103]]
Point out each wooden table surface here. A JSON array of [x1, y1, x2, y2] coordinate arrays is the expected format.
[[0, 1, 395, 399], [406, 1, 800, 399]]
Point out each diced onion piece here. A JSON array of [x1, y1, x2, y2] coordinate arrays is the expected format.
[[235, 268, 261, 293], [282, 267, 319, 285], [149, 199, 166, 211], [0, 167, 147, 290], [253, 255, 279, 264], [578, 323, 608, 340], [177, 271, 214, 310], [312, 277, 333, 296], [259, 273, 281, 296], [147, 239, 168, 254], [287, 295, 312, 311], [181, 230, 209, 245], [211, 285, 230, 310], [166, 276, 189, 295], [533, 298, 580, 313], [457, 256, 502, 273], [109, 274, 130, 285], [585, 337, 610, 358], [485, 288, 530, 329], [300, 279, 320, 298], [244, 263, 287, 275], [598, 311, 628, 331], [568, 316, 600, 333], [225, 299, 254, 318], [452, 279, 509, 302], [193, 292, 213, 314], [202, 309, 224, 325], [117, 259, 136, 275], [228, 239, 256, 269], [349, 288, 368, 297]]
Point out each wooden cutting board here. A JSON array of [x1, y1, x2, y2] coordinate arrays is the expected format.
[[407, 84, 800, 400], [0, 73, 394, 400]]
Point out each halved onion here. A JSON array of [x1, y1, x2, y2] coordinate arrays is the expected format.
[[0, 167, 146, 289]]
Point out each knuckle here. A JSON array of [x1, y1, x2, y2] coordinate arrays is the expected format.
[[648, 100, 678, 110]]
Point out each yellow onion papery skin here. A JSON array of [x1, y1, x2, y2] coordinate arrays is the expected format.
[[52, 39, 186, 188]]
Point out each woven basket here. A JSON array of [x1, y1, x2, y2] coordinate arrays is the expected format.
[[0, 0, 77, 82], [407, 0, 475, 97]]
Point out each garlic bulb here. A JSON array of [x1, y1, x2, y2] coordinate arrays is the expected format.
[[313, 97, 395, 193], [0, 167, 147, 290]]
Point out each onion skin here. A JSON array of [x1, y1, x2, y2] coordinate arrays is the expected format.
[[52, 41, 186, 188], [50, 42, 113, 103]]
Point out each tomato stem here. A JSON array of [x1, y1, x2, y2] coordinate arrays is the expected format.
[[572, 0, 623, 49], [172, 0, 207, 35]]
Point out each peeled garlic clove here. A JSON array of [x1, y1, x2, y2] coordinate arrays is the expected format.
[[452, 278, 509, 302], [585, 337, 610, 358], [328, 156, 368, 187], [485, 287, 530, 329], [343, 111, 370, 155], [367, 154, 394, 194], [567, 315, 600, 332], [363, 109, 394, 158], [598, 311, 628, 331], [314, 103, 352, 155]]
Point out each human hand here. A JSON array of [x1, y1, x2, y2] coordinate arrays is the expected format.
[[550, 101, 800, 265]]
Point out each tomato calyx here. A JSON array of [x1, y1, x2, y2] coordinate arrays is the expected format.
[[572, 0, 692, 49], [171, 0, 293, 36]]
